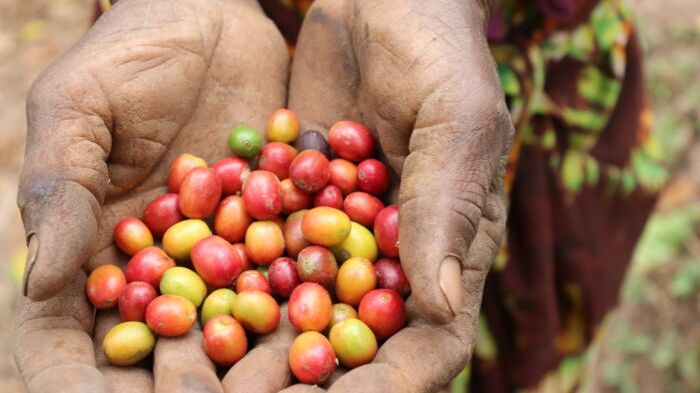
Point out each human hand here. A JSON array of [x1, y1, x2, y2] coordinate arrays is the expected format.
[[226, 0, 512, 392], [14, 0, 288, 391]]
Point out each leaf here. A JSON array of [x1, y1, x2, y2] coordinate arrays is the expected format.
[[577, 66, 622, 109], [669, 259, 700, 298], [541, 31, 571, 61], [617, 333, 652, 354], [450, 367, 470, 393], [569, 25, 596, 61], [562, 107, 609, 132], [603, 361, 627, 388], [631, 150, 669, 191], [591, 2, 625, 51], [562, 151, 585, 192], [670, 273, 696, 298], [569, 132, 597, 151], [557, 356, 584, 391], [520, 123, 536, 145], [474, 316, 498, 360], [585, 157, 600, 185], [498, 63, 520, 96], [631, 206, 700, 273], [621, 272, 648, 302], [651, 330, 678, 370], [641, 136, 665, 163], [679, 349, 700, 388], [530, 90, 555, 115], [619, 372, 639, 393], [540, 129, 556, 149], [621, 169, 637, 195]]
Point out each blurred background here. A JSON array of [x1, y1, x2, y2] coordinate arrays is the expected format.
[[0, 0, 698, 392]]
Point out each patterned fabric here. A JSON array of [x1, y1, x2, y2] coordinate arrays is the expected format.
[[96, 1, 667, 391], [474, 1, 665, 392], [492, 0, 665, 199]]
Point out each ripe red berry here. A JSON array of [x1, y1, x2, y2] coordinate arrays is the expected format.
[[314, 185, 343, 209], [357, 159, 390, 195], [289, 150, 330, 193], [328, 121, 375, 162], [242, 170, 283, 220]]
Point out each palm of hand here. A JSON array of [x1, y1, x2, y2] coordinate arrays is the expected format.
[[20, 0, 287, 300], [16, 1, 287, 392]]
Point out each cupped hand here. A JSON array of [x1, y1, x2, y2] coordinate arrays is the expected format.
[[226, 0, 513, 392], [14, 0, 288, 391]]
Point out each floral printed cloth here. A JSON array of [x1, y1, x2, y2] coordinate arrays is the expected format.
[[492, 0, 665, 198], [474, 1, 665, 392]]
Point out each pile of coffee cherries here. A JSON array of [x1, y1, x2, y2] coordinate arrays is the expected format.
[[88, 109, 410, 385]]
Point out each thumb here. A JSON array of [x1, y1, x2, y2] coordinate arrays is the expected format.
[[397, 90, 512, 325], [18, 70, 110, 301]]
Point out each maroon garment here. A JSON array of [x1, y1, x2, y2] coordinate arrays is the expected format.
[[472, 30, 654, 393]]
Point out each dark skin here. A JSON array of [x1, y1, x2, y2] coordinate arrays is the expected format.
[[15, 0, 512, 392]]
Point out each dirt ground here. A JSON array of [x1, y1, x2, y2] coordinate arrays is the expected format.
[[0, 1, 698, 392]]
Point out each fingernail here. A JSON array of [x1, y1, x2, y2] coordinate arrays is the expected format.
[[439, 257, 462, 316], [23, 234, 39, 297]]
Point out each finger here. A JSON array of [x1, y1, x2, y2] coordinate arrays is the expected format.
[[395, 70, 511, 322], [323, 368, 346, 387], [153, 327, 223, 393], [281, 367, 346, 393], [19, 72, 110, 300], [398, 106, 510, 325], [327, 364, 407, 393], [327, 324, 468, 393], [279, 365, 345, 392], [94, 309, 155, 391], [102, 367, 154, 392], [288, 0, 358, 132], [14, 272, 109, 393], [222, 304, 296, 393]]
